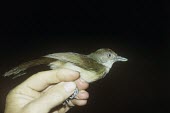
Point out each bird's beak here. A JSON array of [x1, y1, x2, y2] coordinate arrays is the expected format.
[[115, 56, 128, 62]]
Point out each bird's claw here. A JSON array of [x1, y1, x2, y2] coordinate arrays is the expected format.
[[63, 88, 79, 106]]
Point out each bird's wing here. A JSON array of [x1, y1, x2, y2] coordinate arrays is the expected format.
[[3, 57, 56, 78], [45, 52, 106, 75]]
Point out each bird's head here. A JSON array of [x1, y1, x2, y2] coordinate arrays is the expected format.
[[88, 48, 128, 69]]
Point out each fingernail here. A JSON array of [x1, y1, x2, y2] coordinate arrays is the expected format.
[[70, 70, 80, 77], [64, 82, 76, 92]]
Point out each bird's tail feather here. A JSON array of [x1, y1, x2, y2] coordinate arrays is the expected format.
[[3, 57, 56, 78]]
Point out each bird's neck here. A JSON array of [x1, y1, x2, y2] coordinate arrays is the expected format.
[[102, 61, 114, 69]]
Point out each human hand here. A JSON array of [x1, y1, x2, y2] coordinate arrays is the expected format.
[[4, 68, 89, 113]]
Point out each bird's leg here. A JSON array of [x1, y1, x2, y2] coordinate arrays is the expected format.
[[63, 88, 79, 106], [69, 88, 79, 99]]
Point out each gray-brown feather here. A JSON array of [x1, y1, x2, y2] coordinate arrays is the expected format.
[[3, 57, 56, 78], [45, 52, 106, 76]]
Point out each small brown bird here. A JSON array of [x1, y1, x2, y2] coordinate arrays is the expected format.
[[3, 48, 127, 81], [3, 48, 128, 103]]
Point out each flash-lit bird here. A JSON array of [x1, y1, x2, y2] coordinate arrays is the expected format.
[[3, 48, 128, 103], [3, 48, 127, 82]]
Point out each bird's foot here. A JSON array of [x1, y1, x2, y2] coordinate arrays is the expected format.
[[63, 88, 79, 106]]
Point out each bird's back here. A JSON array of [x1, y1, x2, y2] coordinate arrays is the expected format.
[[45, 52, 106, 76]]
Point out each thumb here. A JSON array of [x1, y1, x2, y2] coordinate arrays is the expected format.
[[23, 82, 76, 113]]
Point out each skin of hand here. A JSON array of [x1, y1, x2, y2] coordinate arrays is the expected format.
[[4, 68, 89, 113]]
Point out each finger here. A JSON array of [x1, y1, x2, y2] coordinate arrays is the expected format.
[[66, 90, 89, 107], [75, 79, 89, 90], [71, 100, 88, 106], [71, 90, 89, 106], [20, 68, 79, 91], [42, 77, 89, 94], [51, 104, 70, 113], [76, 90, 89, 100], [58, 105, 70, 113], [24, 82, 76, 113]]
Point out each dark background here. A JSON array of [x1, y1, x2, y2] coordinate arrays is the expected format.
[[0, 0, 169, 113]]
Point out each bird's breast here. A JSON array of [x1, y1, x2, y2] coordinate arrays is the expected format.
[[49, 61, 105, 83]]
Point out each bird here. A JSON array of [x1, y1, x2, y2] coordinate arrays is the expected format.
[[3, 48, 128, 103], [3, 48, 127, 82]]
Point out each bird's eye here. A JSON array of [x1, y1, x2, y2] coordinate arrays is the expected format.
[[107, 53, 112, 58]]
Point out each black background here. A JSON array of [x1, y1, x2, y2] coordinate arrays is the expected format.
[[0, 0, 169, 113]]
